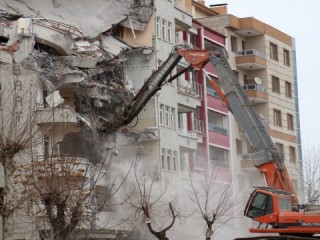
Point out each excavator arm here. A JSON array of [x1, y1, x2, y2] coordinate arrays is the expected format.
[[123, 45, 320, 237]]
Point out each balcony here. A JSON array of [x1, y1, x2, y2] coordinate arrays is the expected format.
[[177, 81, 203, 99], [242, 84, 268, 103], [35, 155, 91, 178], [177, 128, 198, 150], [35, 107, 79, 126], [174, 0, 192, 31], [208, 125, 230, 148], [208, 123, 228, 135], [207, 89, 229, 114], [240, 153, 255, 169], [210, 160, 229, 169], [235, 49, 267, 70]]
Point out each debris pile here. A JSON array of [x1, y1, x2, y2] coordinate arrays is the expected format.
[[0, 0, 154, 132]]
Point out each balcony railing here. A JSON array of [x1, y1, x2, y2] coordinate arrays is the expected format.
[[236, 49, 265, 59], [208, 123, 228, 135], [194, 155, 206, 170], [242, 84, 267, 93], [177, 81, 203, 98], [178, 128, 197, 139], [210, 159, 229, 169], [193, 118, 204, 134], [174, 0, 192, 14]]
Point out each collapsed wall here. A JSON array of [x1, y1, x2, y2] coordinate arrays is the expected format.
[[0, 0, 153, 133]]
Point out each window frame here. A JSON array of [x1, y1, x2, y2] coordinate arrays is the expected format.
[[283, 49, 290, 66], [161, 19, 167, 40], [272, 76, 280, 94], [287, 113, 294, 130], [289, 146, 296, 163], [156, 17, 161, 38], [270, 42, 278, 61], [167, 21, 172, 43], [231, 36, 238, 52], [285, 81, 292, 98], [161, 148, 166, 170], [273, 109, 282, 127], [159, 104, 164, 125]]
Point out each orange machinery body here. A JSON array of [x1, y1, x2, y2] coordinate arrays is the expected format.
[[247, 188, 320, 235]]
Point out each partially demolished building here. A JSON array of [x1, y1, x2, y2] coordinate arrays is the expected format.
[[0, 0, 159, 239], [0, 0, 301, 240]]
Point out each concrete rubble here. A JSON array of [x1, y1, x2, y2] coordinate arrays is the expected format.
[[0, 0, 154, 132]]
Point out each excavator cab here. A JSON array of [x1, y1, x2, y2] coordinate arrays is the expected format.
[[244, 187, 293, 227]]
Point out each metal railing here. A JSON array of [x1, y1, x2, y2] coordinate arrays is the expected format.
[[208, 123, 228, 135], [242, 84, 268, 93], [236, 49, 265, 59], [177, 128, 197, 139], [177, 81, 203, 98], [210, 159, 229, 169], [194, 155, 206, 169], [193, 118, 204, 134]]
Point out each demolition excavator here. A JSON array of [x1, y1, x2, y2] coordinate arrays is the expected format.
[[122, 45, 320, 239]]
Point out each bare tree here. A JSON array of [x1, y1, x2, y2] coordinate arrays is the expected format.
[[303, 143, 320, 203], [14, 135, 129, 240], [121, 159, 177, 240], [0, 68, 40, 240], [187, 168, 236, 240]]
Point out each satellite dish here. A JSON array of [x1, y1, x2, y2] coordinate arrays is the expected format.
[[254, 77, 262, 85]]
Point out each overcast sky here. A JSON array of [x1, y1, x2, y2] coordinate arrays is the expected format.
[[205, 0, 320, 147]]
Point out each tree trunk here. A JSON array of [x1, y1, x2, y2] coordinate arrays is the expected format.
[[2, 155, 15, 240]]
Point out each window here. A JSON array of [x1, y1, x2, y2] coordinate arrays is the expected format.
[[247, 192, 273, 218], [14, 80, 22, 91], [273, 109, 282, 127], [231, 36, 237, 52], [276, 143, 284, 156], [170, 108, 176, 129], [172, 151, 177, 171], [190, 33, 197, 46], [166, 150, 172, 171], [272, 76, 280, 93], [283, 49, 290, 66], [165, 106, 170, 126], [15, 111, 22, 122], [156, 17, 161, 38], [287, 113, 294, 130], [161, 148, 166, 169], [285, 81, 292, 98], [162, 19, 167, 40], [236, 138, 243, 155], [242, 40, 246, 50], [270, 42, 278, 61], [289, 146, 296, 163], [159, 104, 164, 125], [15, 96, 22, 107], [167, 22, 172, 43]]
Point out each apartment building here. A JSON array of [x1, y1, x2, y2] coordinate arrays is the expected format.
[[192, 1, 302, 236]]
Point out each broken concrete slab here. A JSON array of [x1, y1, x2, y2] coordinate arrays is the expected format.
[[63, 56, 99, 69], [46, 90, 65, 108], [100, 35, 131, 57], [58, 70, 87, 84], [0, 0, 153, 39]]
